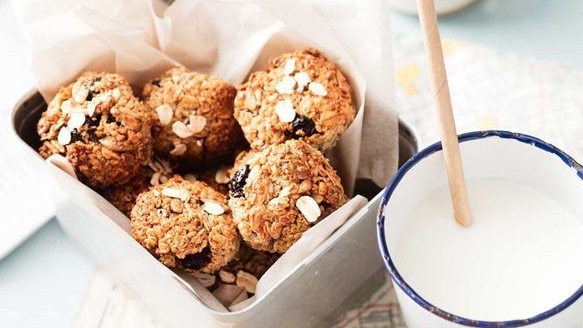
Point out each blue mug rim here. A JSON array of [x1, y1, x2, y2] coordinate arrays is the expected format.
[[376, 130, 583, 327]]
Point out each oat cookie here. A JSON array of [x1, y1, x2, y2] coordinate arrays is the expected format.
[[228, 140, 347, 253], [131, 176, 239, 274], [143, 67, 244, 168], [37, 72, 153, 188], [234, 48, 355, 151]]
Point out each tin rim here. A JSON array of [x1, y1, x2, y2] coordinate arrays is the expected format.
[[376, 130, 583, 327]]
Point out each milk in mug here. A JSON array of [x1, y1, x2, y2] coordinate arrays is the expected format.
[[390, 177, 583, 321]]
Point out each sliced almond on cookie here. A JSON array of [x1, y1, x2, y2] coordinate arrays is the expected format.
[[67, 112, 86, 130], [296, 195, 321, 223], [155, 104, 174, 126], [294, 72, 311, 90], [162, 187, 190, 202], [57, 127, 72, 146], [172, 121, 194, 139], [308, 82, 328, 97], [188, 115, 206, 134], [283, 58, 296, 75], [214, 167, 230, 184], [275, 99, 296, 123], [275, 76, 296, 95], [169, 143, 187, 156], [202, 200, 225, 216]]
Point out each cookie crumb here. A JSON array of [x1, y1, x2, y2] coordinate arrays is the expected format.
[[194, 272, 216, 288], [219, 270, 236, 284], [236, 270, 258, 294]]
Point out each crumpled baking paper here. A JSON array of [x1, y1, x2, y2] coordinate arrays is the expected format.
[[13, 0, 399, 311]]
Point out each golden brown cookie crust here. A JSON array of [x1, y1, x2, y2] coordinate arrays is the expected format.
[[37, 71, 153, 188], [131, 176, 239, 274], [234, 48, 355, 151], [228, 140, 347, 253]]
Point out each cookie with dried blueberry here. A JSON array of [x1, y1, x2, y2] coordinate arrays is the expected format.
[[37, 71, 153, 189], [228, 140, 347, 253], [143, 67, 245, 169], [234, 48, 355, 151], [130, 176, 239, 274]]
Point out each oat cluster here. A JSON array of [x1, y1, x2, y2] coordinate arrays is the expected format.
[[36, 48, 353, 309]]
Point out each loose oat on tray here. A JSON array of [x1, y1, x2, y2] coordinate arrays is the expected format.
[[131, 176, 239, 274], [228, 139, 348, 253], [200, 243, 281, 307], [234, 48, 356, 151], [143, 67, 245, 169], [37, 72, 153, 188]]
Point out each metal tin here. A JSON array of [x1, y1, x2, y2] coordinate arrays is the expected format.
[[12, 90, 419, 328]]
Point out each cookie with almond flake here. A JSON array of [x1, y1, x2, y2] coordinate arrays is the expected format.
[[37, 71, 153, 189], [143, 67, 244, 169], [234, 48, 356, 151], [131, 176, 240, 274], [228, 140, 347, 253]]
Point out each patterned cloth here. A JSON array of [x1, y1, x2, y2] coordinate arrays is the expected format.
[[394, 34, 583, 161]]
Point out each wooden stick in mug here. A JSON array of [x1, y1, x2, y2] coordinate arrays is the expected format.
[[416, 0, 472, 227]]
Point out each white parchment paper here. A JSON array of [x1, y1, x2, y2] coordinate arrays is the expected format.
[[13, 0, 399, 311]]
